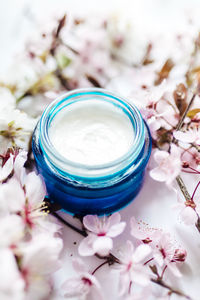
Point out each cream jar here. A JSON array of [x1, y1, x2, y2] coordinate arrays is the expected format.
[[32, 88, 152, 215]]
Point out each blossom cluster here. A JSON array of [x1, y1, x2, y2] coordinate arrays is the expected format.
[[0, 149, 63, 300], [62, 214, 187, 300]]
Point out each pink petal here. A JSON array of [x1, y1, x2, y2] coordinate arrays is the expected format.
[[13, 151, 27, 181], [78, 234, 97, 256], [130, 217, 146, 240], [90, 287, 104, 300], [24, 172, 46, 205], [149, 167, 167, 182], [0, 178, 25, 212], [87, 275, 104, 300], [180, 206, 198, 225], [83, 215, 99, 234], [170, 144, 181, 158], [93, 236, 113, 256], [131, 265, 150, 286], [153, 252, 164, 267], [0, 155, 13, 182], [86, 273, 101, 289], [132, 244, 152, 264], [72, 258, 87, 273], [118, 273, 130, 297], [124, 240, 134, 258], [107, 222, 126, 237], [167, 263, 182, 278], [62, 278, 88, 297], [173, 131, 195, 144], [107, 212, 121, 227], [154, 150, 169, 164]]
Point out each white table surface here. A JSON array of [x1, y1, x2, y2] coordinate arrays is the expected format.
[[0, 1, 200, 299]]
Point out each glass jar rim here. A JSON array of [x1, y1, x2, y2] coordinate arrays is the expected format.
[[39, 88, 145, 178]]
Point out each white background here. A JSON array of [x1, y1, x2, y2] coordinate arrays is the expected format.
[[0, 1, 200, 299]]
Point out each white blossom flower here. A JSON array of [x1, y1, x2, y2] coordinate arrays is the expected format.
[[0, 248, 25, 300], [0, 171, 49, 231], [20, 233, 63, 300], [0, 91, 36, 153], [173, 192, 200, 226], [0, 148, 27, 182], [78, 213, 126, 256], [130, 217, 186, 278], [174, 127, 200, 145], [0, 214, 24, 248], [152, 233, 186, 278], [130, 216, 162, 244], [149, 144, 182, 185], [62, 258, 104, 300], [114, 241, 152, 296]]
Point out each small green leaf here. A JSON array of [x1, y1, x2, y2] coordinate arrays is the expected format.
[[8, 120, 15, 127], [56, 54, 71, 69]]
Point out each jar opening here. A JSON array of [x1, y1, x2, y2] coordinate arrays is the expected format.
[[39, 88, 145, 178], [48, 98, 135, 166]]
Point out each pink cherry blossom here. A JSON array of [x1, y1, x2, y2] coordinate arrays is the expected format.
[[78, 213, 126, 256], [130, 216, 162, 244], [0, 248, 25, 300], [181, 146, 200, 171], [149, 144, 182, 185], [174, 192, 200, 225], [62, 258, 104, 300], [152, 233, 186, 278], [0, 149, 27, 182], [113, 240, 152, 296], [0, 171, 47, 229], [0, 214, 24, 248], [174, 127, 200, 145], [20, 233, 62, 300], [130, 217, 186, 277], [0, 154, 14, 182]]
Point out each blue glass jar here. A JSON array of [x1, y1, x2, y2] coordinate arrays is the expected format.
[[32, 88, 152, 215]]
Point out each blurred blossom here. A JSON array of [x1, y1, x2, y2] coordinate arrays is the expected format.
[[62, 258, 104, 300], [0, 248, 25, 300], [174, 126, 200, 145], [20, 233, 63, 300], [150, 145, 182, 185], [113, 241, 152, 296]]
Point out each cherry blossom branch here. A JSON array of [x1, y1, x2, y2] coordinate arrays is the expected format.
[[191, 180, 200, 200], [53, 211, 191, 298], [150, 265, 191, 299], [176, 93, 196, 131], [173, 90, 200, 233], [52, 211, 120, 264], [176, 175, 191, 202], [151, 278, 192, 299], [92, 261, 109, 275]]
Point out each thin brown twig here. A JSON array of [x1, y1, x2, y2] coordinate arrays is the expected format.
[[92, 261, 108, 275], [176, 93, 196, 131], [151, 278, 192, 300], [52, 212, 87, 237]]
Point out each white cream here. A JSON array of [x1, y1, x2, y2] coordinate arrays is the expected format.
[[49, 100, 134, 165]]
